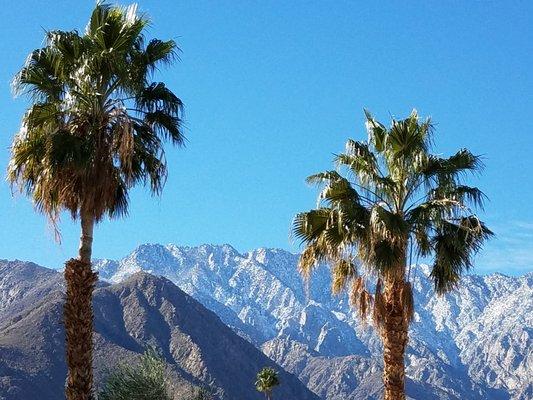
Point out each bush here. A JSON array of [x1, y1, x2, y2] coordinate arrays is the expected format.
[[98, 348, 171, 400]]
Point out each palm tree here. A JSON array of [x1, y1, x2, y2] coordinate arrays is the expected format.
[[292, 110, 492, 400], [255, 367, 280, 400], [8, 4, 184, 399]]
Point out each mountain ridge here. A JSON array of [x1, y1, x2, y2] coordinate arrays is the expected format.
[[93, 243, 533, 400], [0, 259, 319, 400]]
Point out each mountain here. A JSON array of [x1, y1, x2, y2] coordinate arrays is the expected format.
[[0, 259, 319, 400], [0, 259, 62, 318], [93, 244, 533, 400]]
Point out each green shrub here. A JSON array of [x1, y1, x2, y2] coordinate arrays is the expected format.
[[98, 349, 171, 400]]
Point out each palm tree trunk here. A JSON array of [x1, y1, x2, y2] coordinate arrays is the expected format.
[[78, 213, 94, 263], [64, 212, 97, 400], [381, 276, 409, 400]]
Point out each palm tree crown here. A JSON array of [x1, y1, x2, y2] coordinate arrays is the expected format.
[[255, 367, 280, 399], [294, 109, 492, 304], [8, 3, 184, 226]]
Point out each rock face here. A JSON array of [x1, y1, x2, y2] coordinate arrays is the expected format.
[[93, 244, 533, 400], [0, 260, 319, 400], [0, 259, 62, 318]]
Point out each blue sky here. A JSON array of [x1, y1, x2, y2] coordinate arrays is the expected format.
[[0, 1, 531, 275]]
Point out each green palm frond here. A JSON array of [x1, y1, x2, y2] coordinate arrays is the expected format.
[[292, 208, 331, 243], [431, 216, 493, 293], [144, 110, 184, 145], [431, 185, 486, 210], [386, 109, 432, 160], [369, 205, 408, 243], [144, 39, 178, 68], [318, 175, 360, 206], [422, 149, 482, 182], [136, 83, 183, 114], [13, 46, 67, 100], [337, 140, 379, 178]]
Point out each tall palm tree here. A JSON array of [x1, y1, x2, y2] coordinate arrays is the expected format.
[[8, 4, 184, 399], [292, 110, 492, 400], [255, 367, 280, 400]]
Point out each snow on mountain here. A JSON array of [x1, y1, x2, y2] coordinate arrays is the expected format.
[[94, 244, 533, 399]]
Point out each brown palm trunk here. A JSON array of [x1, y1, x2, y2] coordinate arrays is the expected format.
[[381, 276, 409, 400], [64, 213, 97, 400]]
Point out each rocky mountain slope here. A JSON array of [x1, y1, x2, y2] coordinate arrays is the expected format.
[[0, 259, 318, 400], [93, 244, 533, 400]]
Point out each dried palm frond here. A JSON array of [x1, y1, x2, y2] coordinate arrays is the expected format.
[[373, 277, 386, 329], [400, 281, 414, 323], [349, 277, 374, 322], [331, 259, 357, 295]]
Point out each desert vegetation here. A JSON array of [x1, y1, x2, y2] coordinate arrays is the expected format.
[[98, 349, 216, 400], [98, 349, 172, 400]]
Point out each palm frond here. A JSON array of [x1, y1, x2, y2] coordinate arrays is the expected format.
[[386, 109, 432, 160], [317, 174, 360, 207], [331, 259, 357, 295], [431, 185, 486, 210], [292, 209, 331, 243], [350, 276, 373, 321], [144, 39, 178, 69], [422, 149, 482, 181], [13, 47, 66, 100], [370, 205, 408, 244], [364, 109, 387, 152], [430, 216, 493, 294]]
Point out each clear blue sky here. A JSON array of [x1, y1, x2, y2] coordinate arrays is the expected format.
[[0, 1, 531, 275]]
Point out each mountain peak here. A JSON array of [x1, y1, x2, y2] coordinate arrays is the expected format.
[[118, 270, 171, 287], [165, 242, 239, 252]]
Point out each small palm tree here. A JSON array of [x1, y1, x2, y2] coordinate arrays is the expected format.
[[255, 367, 280, 400], [292, 110, 492, 400], [8, 4, 184, 399]]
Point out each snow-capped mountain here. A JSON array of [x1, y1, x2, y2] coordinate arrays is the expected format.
[[94, 244, 533, 400]]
